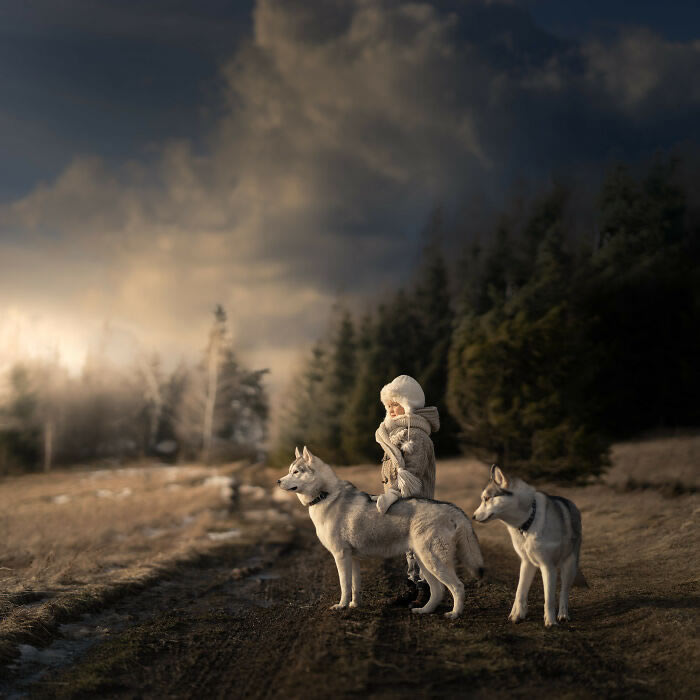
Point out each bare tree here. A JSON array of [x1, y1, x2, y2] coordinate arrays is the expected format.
[[202, 305, 227, 463]]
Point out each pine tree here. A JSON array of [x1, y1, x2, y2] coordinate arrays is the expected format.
[[584, 157, 697, 434], [0, 365, 41, 471], [341, 311, 388, 462], [324, 308, 357, 463], [413, 241, 459, 453], [176, 305, 268, 463], [448, 194, 609, 482], [269, 341, 331, 466]]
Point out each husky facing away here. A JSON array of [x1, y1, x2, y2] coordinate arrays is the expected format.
[[473, 465, 588, 627], [278, 447, 484, 619]]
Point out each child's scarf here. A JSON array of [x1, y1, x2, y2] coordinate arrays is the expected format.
[[375, 412, 435, 497]]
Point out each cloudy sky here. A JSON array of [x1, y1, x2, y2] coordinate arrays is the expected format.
[[1, 0, 699, 392]]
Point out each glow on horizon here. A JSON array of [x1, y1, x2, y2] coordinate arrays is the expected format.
[[1, 306, 94, 376]]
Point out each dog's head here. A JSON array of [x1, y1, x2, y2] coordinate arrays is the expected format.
[[277, 446, 327, 496], [473, 464, 516, 523]]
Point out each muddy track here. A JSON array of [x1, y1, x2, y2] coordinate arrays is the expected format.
[[14, 517, 699, 699]]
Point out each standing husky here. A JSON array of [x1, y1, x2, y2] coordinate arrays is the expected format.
[[278, 447, 484, 619], [473, 465, 587, 627]]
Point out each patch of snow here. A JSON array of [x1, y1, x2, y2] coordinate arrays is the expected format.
[[15, 644, 68, 665], [59, 623, 109, 641], [203, 475, 235, 501], [207, 529, 242, 541], [203, 475, 233, 488], [239, 484, 267, 501], [142, 527, 167, 538], [155, 439, 177, 455], [243, 508, 290, 523]]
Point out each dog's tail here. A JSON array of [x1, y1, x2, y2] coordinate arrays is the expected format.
[[457, 516, 484, 580]]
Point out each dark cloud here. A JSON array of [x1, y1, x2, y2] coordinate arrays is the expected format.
[[1, 0, 699, 390], [0, 1, 254, 201]]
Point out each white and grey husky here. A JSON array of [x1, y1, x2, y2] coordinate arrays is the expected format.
[[278, 447, 484, 619], [473, 465, 587, 627]]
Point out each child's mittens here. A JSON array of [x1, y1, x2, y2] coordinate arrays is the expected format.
[[376, 490, 400, 514], [397, 468, 422, 497]]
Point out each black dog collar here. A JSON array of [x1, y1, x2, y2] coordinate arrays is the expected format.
[[308, 491, 329, 507], [519, 499, 537, 534]]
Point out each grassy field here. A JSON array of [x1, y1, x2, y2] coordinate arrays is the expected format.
[[1, 435, 698, 697], [1, 463, 239, 594], [0, 460, 293, 667]]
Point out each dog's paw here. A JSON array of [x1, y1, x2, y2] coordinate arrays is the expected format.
[[444, 611, 461, 620], [330, 603, 348, 611], [544, 618, 559, 628], [508, 608, 527, 623], [411, 606, 431, 615], [349, 601, 359, 609], [557, 612, 570, 623]]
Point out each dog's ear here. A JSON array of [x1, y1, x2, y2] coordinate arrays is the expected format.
[[295, 446, 301, 459], [302, 445, 313, 463], [492, 465, 509, 488]]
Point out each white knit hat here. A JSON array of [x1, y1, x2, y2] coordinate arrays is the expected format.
[[380, 375, 425, 414]]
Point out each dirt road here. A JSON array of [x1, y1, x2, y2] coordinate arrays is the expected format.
[[4, 458, 699, 699], [12, 526, 696, 698]]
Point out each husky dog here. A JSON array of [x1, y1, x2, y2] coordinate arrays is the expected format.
[[278, 447, 484, 619], [473, 465, 587, 627]]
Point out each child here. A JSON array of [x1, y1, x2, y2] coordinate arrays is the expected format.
[[375, 374, 440, 605]]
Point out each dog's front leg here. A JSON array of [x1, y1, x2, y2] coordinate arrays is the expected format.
[[350, 559, 361, 608], [509, 558, 537, 623], [541, 564, 559, 627], [330, 550, 352, 610]]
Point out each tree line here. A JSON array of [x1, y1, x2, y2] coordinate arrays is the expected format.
[[272, 157, 700, 482], [0, 306, 268, 474]]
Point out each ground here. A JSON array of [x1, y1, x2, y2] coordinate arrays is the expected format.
[[1, 437, 698, 698]]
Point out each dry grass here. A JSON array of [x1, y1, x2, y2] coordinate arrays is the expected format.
[[0, 460, 297, 664], [605, 431, 700, 493], [0, 463, 244, 597]]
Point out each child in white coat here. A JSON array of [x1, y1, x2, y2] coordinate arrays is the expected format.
[[375, 374, 440, 605]]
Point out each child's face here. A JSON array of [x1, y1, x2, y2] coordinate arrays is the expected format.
[[387, 401, 405, 418]]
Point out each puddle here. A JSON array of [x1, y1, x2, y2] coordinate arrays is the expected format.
[[254, 572, 280, 581], [2, 618, 114, 698], [243, 508, 291, 523]]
